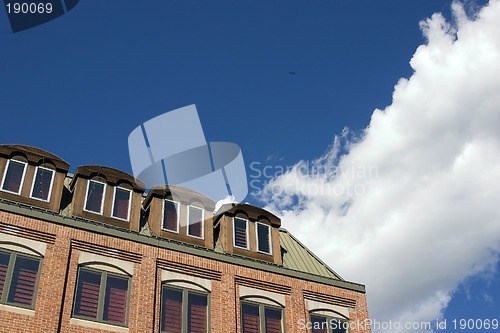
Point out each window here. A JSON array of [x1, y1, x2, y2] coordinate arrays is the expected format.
[[112, 187, 132, 221], [160, 285, 209, 333], [30, 166, 55, 201], [233, 217, 248, 249], [163, 199, 180, 233], [84, 180, 106, 215], [0, 250, 41, 309], [73, 267, 130, 326], [241, 302, 283, 333], [310, 314, 348, 333], [1, 160, 27, 195], [256, 223, 271, 254], [187, 206, 204, 239]]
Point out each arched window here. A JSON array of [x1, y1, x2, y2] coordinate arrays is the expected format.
[[240, 299, 283, 333], [309, 310, 349, 333], [0, 248, 42, 309], [72, 260, 131, 327], [160, 281, 209, 333]]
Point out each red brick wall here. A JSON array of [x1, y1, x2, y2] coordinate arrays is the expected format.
[[0, 210, 370, 333]]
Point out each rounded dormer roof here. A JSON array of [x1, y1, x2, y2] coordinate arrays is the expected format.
[[0, 144, 70, 172]]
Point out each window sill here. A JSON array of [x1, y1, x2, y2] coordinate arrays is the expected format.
[[0, 303, 35, 316], [70, 318, 129, 333]]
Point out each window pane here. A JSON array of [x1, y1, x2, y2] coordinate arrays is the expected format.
[[163, 200, 178, 232], [31, 167, 54, 201], [242, 303, 260, 333], [85, 181, 105, 214], [0, 252, 11, 300], [161, 287, 183, 333], [7, 256, 40, 306], [311, 316, 328, 333], [112, 188, 131, 220], [74, 270, 101, 319], [234, 218, 247, 249], [265, 308, 282, 333], [188, 207, 203, 238], [103, 275, 129, 325], [257, 224, 270, 253], [2, 160, 25, 194], [188, 293, 208, 333]]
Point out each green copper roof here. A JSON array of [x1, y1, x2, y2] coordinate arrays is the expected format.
[[280, 229, 343, 280]]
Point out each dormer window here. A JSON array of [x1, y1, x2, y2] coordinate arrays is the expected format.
[[1, 159, 27, 195], [187, 206, 204, 239], [84, 180, 106, 215], [162, 199, 179, 233], [30, 166, 55, 202], [112, 187, 132, 221], [233, 217, 249, 249], [256, 222, 271, 254]]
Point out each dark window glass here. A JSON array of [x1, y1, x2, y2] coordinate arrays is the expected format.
[[73, 268, 129, 326], [160, 286, 208, 333], [234, 218, 248, 249], [112, 187, 131, 220], [0, 252, 9, 300], [311, 316, 328, 333], [1, 160, 26, 194], [0, 251, 41, 308], [31, 167, 54, 201], [188, 207, 203, 238], [257, 223, 271, 254], [188, 293, 208, 333], [242, 303, 261, 333], [103, 275, 129, 324], [161, 287, 182, 333], [85, 181, 105, 214], [7, 256, 40, 306], [74, 270, 101, 320], [265, 307, 282, 333], [163, 200, 179, 232]]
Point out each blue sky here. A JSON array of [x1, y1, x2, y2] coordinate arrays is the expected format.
[[1, 1, 499, 332]]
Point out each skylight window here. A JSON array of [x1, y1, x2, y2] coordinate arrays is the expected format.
[[162, 199, 179, 232], [1, 160, 27, 195], [30, 166, 54, 201], [112, 187, 132, 221], [188, 206, 204, 239], [84, 180, 106, 215], [233, 217, 248, 249], [256, 222, 271, 254]]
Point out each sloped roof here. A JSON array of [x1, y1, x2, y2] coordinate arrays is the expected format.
[[280, 228, 343, 280]]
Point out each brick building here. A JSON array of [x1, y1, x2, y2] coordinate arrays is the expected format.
[[0, 144, 370, 333]]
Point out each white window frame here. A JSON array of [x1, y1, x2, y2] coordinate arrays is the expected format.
[[162, 199, 180, 233], [187, 206, 204, 239], [83, 179, 107, 215], [29, 166, 55, 202], [111, 186, 132, 221], [1, 159, 27, 195], [233, 217, 249, 250], [255, 222, 272, 255]]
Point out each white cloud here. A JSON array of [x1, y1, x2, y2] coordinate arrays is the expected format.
[[259, 1, 500, 331]]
